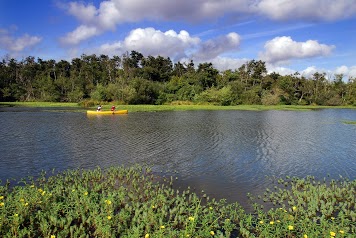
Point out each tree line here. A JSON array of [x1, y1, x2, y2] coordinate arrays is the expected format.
[[1, 51, 355, 106]]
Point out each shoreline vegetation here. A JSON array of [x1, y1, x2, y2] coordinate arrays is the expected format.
[[1, 54, 356, 107], [0, 165, 355, 237], [1, 101, 356, 112]]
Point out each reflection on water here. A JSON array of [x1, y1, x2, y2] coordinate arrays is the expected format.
[[0, 108, 355, 208]]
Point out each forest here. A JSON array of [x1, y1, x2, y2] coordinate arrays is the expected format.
[[1, 50, 355, 106]]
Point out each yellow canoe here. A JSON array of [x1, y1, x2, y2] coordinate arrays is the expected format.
[[86, 110, 128, 115]]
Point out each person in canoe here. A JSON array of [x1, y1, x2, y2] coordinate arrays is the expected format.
[[111, 105, 116, 111], [97, 105, 102, 111]]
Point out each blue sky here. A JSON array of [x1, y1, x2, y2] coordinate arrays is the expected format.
[[1, 0, 356, 79]]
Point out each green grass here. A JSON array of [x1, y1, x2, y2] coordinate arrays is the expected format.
[[2, 101, 356, 112], [0, 102, 80, 108], [342, 120, 356, 125], [0, 166, 355, 237], [84, 103, 356, 112]]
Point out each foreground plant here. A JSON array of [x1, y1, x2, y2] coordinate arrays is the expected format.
[[0, 166, 354, 237], [243, 175, 356, 237], [0, 166, 243, 237]]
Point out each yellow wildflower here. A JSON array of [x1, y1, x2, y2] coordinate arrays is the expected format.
[[160, 225, 165, 229], [330, 231, 336, 237], [51, 235, 56, 238], [72, 189, 75, 192], [24, 202, 29, 206], [188, 216, 195, 221], [14, 213, 18, 217], [145, 234, 149, 238], [277, 220, 281, 223], [0, 202, 4, 206], [288, 225, 294, 230], [270, 221, 274, 225], [84, 192, 88, 196], [259, 221, 264, 224], [105, 200, 112, 205], [41, 191, 46, 196], [339, 230, 344, 234], [0, 196, 4, 200], [30, 185, 35, 188], [304, 235, 308, 238], [151, 205, 155, 209], [331, 217, 335, 220], [20, 198, 25, 202], [209, 206, 213, 210], [107, 216, 112, 220], [292, 206, 297, 211], [210, 231, 215, 236]]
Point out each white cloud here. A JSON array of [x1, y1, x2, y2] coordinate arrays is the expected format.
[[335, 65, 349, 75], [209, 56, 248, 71], [267, 65, 297, 76], [97, 42, 123, 56], [257, 0, 356, 21], [85, 28, 244, 70], [123, 28, 200, 58], [264, 64, 356, 80], [97, 1, 122, 30], [89, 27, 200, 59], [259, 36, 335, 65], [192, 32, 241, 61], [349, 66, 356, 78], [67, 2, 97, 24], [267, 65, 328, 79], [297, 65, 356, 81], [61, 0, 356, 44], [335, 65, 356, 79], [60, 25, 100, 45], [0, 28, 42, 52]]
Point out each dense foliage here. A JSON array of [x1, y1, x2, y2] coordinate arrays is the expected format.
[[0, 166, 354, 237], [1, 51, 355, 106]]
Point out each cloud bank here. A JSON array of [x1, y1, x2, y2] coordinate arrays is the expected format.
[[95, 28, 200, 59], [259, 36, 335, 65], [0, 28, 42, 52], [90, 28, 241, 64], [2, 1, 355, 80], [257, 0, 356, 21], [61, 0, 356, 45]]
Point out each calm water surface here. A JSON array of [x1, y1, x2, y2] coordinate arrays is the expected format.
[[1, 107, 355, 208]]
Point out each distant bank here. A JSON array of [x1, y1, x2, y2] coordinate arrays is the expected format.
[[1, 101, 355, 112]]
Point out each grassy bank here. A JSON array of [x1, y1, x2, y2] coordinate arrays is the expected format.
[[342, 120, 356, 125], [110, 104, 356, 112], [0, 166, 354, 237], [2, 101, 355, 112], [0, 102, 80, 108]]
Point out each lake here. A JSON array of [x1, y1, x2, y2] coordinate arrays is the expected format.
[[0, 107, 355, 209]]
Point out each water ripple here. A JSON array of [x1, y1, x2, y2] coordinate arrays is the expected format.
[[1, 109, 355, 205]]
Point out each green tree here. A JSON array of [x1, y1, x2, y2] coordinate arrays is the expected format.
[[345, 77, 356, 105], [127, 78, 160, 104], [141, 55, 173, 82], [90, 84, 108, 101], [195, 86, 234, 105], [122, 51, 143, 79], [238, 60, 267, 90], [196, 62, 219, 89]]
